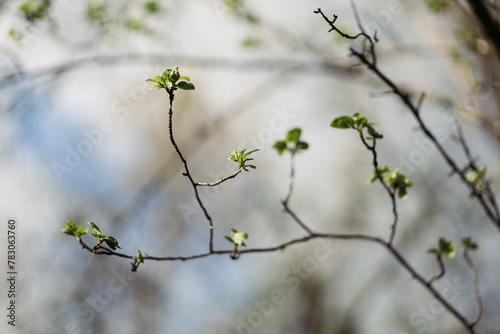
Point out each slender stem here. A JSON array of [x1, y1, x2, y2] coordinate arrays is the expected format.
[[463, 248, 483, 327], [359, 132, 399, 245], [313, 8, 366, 40], [167, 91, 215, 252], [281, 151, 314, 235], [283, 152, 295, 206], [282, 204, 314, 235], [196, 168, 243, 186], [428, 254, 446, 284]]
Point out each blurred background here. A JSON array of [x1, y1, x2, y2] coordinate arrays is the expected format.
[[1, 0, 500, 333]]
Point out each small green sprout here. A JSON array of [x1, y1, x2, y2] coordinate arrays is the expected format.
[[133, 250, 145, 264], [223, 228, 248, 247], [131, 250, 145, 272], [228, 149, 259, 171], [368, 167, 413, 199], [146, 67, 195, 93], [331, 112, 383, 139], [461, 237, 478, 251], [428, 238, 456, 258], [62, 221, 88, 240], [273, 128, 309, 156], [86, 222, 122, 251]]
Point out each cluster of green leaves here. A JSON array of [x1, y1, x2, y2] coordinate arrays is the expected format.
[[428, 237, 478, 258], [331, 113, 383, 139], [133, 250, 144, 265], [223, 228, 248, 247], [273, 128, 309, 156], [424, 0, 448, 13], [18, 0, 51, 22], [62, 221, 88, 240], [461, 237, 478, 251], [146, 67, 195, 93], [62, 221, 121, 251], [87, 222, 122, 251], [228, 149, 259, 171], [368, 167, 413, 199], [428, 237, 456, 258]]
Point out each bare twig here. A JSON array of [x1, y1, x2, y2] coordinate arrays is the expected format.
[[166, 91, 215, 252], [282, 203, 314, 235], [281, 151, 314, 235], [428, 253, 446, 284], [463, 248, 483, 326], [196, 168, 243, 187], [283, 152, 296, 206]]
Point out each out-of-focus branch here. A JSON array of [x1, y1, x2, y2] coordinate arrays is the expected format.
[[463, 246, 483, 326], [0, 53, 358, 90], [466, 0, 500, 58], [428, 253, 446, 284]]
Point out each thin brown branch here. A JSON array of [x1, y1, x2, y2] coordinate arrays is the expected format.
[[78, 229, 474, 331], [463, 248, 483, 327], [313, 8, 365, 40], [349, 45, 500, 230], [196, 168, 243, 186], [383, 243, 474, 333], [282, 203, 314, 235], [428, 254, 446, 284], [358, 132, 399, 246], [455, 120, 500, 218], [283, 152, 296, 206], [281, 151, 314, 235], [167, 92, 215, 253]]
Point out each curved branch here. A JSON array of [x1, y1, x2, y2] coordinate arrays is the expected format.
[[463, 248, 483, 327], [358, 132, 399, 245], [78, 229, 474, 331], [166, 92, 215, 253], [196, 168, 243, 187], [281, 151, 314, 235], [428, 253, 446, 284]]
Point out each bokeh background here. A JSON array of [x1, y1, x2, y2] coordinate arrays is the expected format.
[[1, 0, 500, 333]]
